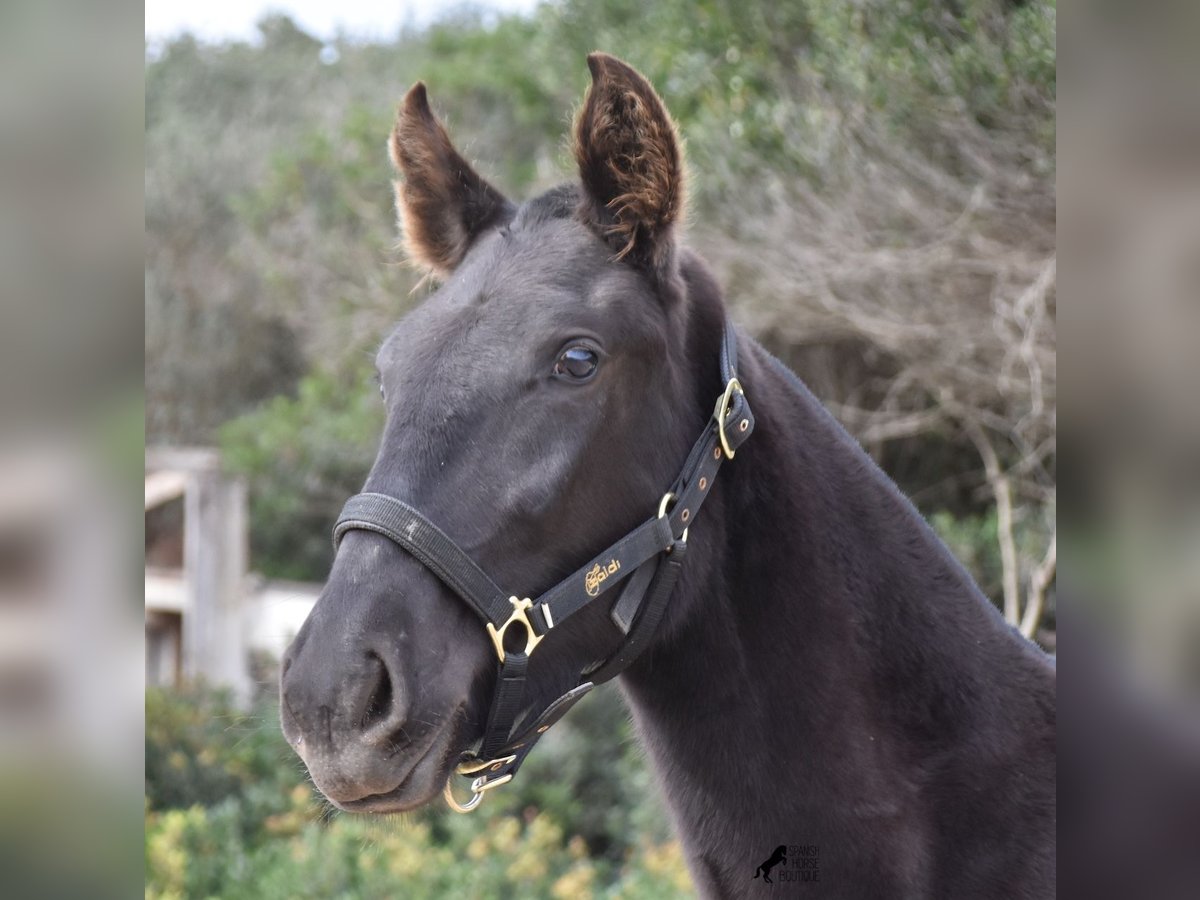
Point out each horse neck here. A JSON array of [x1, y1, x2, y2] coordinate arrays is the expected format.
[[617, 325, 1034, 842]]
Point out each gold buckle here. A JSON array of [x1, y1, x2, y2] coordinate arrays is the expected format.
[[455, 754, 517, 776], [713, 377, 744, 459], [658, 491, 689, 543], [486, 596, 544, 662]]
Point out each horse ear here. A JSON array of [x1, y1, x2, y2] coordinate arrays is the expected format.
[[388, 83, 512, 276], [573, 53, 685, 280]]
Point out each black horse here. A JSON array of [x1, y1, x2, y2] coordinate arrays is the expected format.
[[280, 53, 1056, 898]]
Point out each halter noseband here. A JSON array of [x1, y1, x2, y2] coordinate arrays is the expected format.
[[332, 320, 755, 812]]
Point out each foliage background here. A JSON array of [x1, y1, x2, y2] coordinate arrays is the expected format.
[[145, 0, 1054, 894], [146, 686, 686, 898]]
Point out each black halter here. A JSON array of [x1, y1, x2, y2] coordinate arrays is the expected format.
[[332, 320, 755, 812]]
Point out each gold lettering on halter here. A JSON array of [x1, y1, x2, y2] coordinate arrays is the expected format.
[[584, 559, 621, 597]]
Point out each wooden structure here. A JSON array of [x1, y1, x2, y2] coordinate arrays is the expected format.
[[145, 447, 251, 703]]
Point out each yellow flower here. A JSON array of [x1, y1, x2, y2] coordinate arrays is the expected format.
[[567, 835, 588, 860], [493, 816, 521, 853], [551, 862, 596, 900], [145, 807, 207, 895], [504, 845, 549, 884], [467, 834, 489, 860], [525, 813, 564, 853]]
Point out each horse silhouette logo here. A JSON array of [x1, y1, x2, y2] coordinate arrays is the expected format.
[[753, 845, 787, 884]]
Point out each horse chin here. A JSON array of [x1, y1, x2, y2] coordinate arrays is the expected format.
[[324, 717, 464, 815]]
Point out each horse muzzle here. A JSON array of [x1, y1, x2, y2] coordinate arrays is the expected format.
[[279, 531, 487, 810]]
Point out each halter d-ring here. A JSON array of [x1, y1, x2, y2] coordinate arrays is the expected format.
[[443, 765, 515, 814], [443, 773, 484, 813]]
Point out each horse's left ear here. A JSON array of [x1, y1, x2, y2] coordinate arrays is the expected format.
[[389, 82, 513, 277], [573, 53, 685, 282]]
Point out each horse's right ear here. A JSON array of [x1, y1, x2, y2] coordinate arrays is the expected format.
[[388, 83, 513, 277]]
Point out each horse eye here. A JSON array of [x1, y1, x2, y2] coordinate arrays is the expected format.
[[554, 346, 599, 381]]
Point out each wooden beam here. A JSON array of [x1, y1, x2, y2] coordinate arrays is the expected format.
[[144, 470, 188, 510]]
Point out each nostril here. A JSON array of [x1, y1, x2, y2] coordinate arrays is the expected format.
[[360, 653, 394, 731]]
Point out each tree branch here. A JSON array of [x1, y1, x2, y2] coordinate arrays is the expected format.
[[1020, 528, 1056, 639], [965, 420, 1020, 625]]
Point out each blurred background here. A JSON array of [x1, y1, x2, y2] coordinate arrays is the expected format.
[[11, 0, 1200, 895]]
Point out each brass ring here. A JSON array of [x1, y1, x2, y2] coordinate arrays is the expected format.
[[443, 773, 484, 813], [713, 378, 744, 459]]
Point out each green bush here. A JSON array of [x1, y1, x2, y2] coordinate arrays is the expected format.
[[145, 687, 307, 832], [146, 798, 692, 899], [219, 366, 384, 581], [145, 685, 691, 898]]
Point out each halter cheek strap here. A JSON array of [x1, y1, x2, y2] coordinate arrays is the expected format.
[[332, 320, 755, 812]]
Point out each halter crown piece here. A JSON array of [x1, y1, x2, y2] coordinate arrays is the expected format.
[[333, 320, 755, 812]]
